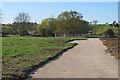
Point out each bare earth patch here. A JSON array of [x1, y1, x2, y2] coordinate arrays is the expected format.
[[100, 38, 120, 59]]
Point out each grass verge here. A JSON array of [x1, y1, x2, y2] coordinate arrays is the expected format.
[[2, 36, 87, 79]]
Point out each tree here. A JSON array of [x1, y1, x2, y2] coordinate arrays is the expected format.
[[114, 23, 120, 37], [112, 21, 116, 27], [89, 22, 92, 25], [57, 11, 83, 34], [14, 12, 30, 23], [14, 12, 31, 36], [93, 20, 98, 25], [2, 25, 12, 36], [37, 24, 46, 37], [105, 22, 108, 25], [37, 18, 56, 37], [11, 22, 19, 34], [115, 23, 119, 27], [55, 10, 89, 34], [95, 25, 118, 35]]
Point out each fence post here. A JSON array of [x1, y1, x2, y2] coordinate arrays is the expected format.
[[71, 34, 73, 37], [64, 34, 66, 38], [89, 34, 91, 37], [83, 34, 85, 37], [55, 34, 56, 37], [78, 34, 79, 37]]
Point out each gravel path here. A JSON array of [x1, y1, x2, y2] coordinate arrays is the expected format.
[[28, 38, 118, 78]]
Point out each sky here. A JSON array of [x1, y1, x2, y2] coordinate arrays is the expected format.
[[1, 2, 118, 24], [1, 0, 120, 2]]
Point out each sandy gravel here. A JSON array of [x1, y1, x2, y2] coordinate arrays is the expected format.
[[28, 38, 118, 78]]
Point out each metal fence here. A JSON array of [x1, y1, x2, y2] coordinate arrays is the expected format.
[[55, 34, 108, 38]]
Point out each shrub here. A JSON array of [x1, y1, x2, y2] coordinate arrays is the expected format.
[[104, 29, 115, 38]]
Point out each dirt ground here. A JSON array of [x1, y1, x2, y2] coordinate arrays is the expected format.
[[100, 38, 120, 59]]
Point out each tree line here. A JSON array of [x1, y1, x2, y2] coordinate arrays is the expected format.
[[89, 21, 120, 38], [2, 11, 89, 37]]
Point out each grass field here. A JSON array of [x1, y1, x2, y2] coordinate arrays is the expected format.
[[2, 36, 87, 79]]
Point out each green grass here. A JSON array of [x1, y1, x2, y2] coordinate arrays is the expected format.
[[2, 36, 87, 79]]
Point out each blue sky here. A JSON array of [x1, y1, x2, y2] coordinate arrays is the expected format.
[[2, 2, 118, 24]]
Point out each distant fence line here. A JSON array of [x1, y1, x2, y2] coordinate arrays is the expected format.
[[55, 34, 107, 38]]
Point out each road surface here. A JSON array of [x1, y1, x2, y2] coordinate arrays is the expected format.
[[28, 38, 118, 78]]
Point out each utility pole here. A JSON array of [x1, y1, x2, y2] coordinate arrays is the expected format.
[[51, 13, 54, 22], [119, 1, 120, 24], [51, 13, 55, 37]]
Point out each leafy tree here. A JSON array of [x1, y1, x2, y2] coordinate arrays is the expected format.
[[2, 25, 12, 36], [55, 10, 89, 34], [112, 21, 116, 27], [115, 23, 119, 27], [12, 22, 37, 35], [37, 24, 46, 37], [37, 18, 56, 37], [94, 24, 118, 35]]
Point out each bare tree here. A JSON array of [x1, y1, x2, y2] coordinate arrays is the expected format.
[[89, 21, 92, 25], [93, 20, 98, 25], [14, 12, 30, 22], [14, 12, 31, 36]]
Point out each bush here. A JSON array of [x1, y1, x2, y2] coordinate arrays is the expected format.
[[2, 25, 12, 36], [104, 29, 115, 38]]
